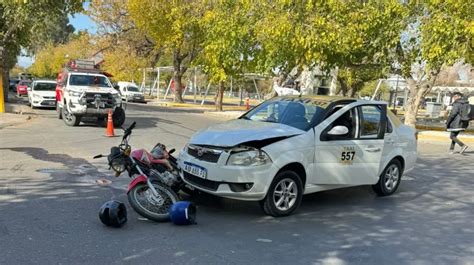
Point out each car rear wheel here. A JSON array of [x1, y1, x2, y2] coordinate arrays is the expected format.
[[62, 104, 81, 126], [372, 159, 402, 196], [260, 170, 303, 217]]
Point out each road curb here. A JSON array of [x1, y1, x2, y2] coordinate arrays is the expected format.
[[417, 131, 474, 143]]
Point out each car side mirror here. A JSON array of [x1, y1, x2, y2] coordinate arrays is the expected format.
[[114, 85, 120, 90], [27, 87, 32, 91], [327, 125, 349, 136]]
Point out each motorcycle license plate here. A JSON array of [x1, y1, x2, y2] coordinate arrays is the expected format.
[[183, 162, 207, 178]]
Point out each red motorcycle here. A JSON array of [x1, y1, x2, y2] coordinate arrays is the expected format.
[[94, 122, 183, 222]]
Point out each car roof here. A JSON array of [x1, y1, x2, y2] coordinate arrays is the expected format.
[[33, 80, 56, 83], [69, 72, 106, 77], [275, 95, 387, 106]]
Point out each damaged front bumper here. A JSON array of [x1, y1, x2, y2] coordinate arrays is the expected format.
[[178, 146, 279, 201]]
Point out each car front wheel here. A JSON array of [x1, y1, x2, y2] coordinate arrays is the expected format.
[[372, 159, 402, 196], [260, 170, 303, 217], [62, 104, 81, 126]]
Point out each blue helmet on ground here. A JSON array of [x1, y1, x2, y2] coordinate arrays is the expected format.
[[169, 201, 197, 225], [99, 200, 127, 228]]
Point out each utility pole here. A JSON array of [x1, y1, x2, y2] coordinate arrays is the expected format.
[[393, 74, 399, 111], [0, 45, 5, 113]]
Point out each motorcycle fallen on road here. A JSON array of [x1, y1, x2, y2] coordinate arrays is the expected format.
[[94, 121, 191, 222]]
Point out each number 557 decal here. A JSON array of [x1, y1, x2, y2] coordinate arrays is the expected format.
[[341, 151, 355, 161], [341, 147, 356, 164]]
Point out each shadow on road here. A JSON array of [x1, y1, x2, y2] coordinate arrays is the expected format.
[[0, 146, 472, 264]]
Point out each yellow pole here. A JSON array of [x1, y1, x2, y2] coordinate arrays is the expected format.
[[0, 45, 4, 113]]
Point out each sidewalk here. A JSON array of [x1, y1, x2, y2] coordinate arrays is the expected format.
[[0, 94, 36, 129], [417, 131, 474, 144], [0, 112, 33, 129]]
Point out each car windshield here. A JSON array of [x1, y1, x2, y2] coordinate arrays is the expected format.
[[240, 97, 330, 131], [34, 82, 56, 91], [69, 75, 111, 87], [19, 81, 31, 86], [127, 86, 139, 92]]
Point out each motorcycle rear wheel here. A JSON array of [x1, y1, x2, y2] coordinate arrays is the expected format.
[[127, 181, 179, 222]]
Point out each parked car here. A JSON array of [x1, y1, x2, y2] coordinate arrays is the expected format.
[[16, 80, 32, 96], [9, 79, 20, 92], [27, 80, 57, 108], [179, 96, 418, 217], [117, 81, 145, 103]]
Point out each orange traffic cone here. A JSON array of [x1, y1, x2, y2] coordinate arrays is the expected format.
[[105, 109, 115, 137]]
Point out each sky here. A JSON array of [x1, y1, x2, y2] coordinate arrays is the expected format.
[[18, 2, 97, 68]]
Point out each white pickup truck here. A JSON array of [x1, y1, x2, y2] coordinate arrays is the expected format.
[[56, 60, 125, 127]]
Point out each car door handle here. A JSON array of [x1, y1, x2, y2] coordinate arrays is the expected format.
[[365, 146, 381, 152]]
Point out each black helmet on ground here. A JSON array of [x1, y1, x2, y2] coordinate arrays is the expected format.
[[99, 200, 127, 228]]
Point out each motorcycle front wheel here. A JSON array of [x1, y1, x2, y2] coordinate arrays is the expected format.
[[127, 181, 179, 222]]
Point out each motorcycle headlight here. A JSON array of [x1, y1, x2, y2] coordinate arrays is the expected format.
[[227, 150, 271, 166], [111, 158, 126, 174]]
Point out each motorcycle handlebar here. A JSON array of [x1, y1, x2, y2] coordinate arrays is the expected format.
[[123, 121, 136, 139]]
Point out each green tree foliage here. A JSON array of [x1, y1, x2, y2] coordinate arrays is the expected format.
[[0, 0, 82, 100], [88, 0, 162, 73], [128, 0, 206, 103], [199, 0, 256, 111], [359, 80, 390, 100], [29, 33, 93, 78], [396, 0, 473, 127]]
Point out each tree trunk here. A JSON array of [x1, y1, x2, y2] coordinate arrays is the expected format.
[[215, 80, 225, 111], [339, 79, 349, 96], [173, 71, 184, 103], [172, 50, 185, 103], [403, 79, 429, 128], [1, 45, 9, 103]]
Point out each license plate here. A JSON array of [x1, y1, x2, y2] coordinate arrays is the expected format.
[[48, 101, 55, 105], [183, 162, 207, 178]]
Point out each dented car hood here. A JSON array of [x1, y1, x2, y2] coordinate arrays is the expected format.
[[189, 119, 304, 147]]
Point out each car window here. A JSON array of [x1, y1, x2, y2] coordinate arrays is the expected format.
[[33, 82, 56, 91], [360, 105, 382, 138], [19, 81, 32, 86], [69, 75, 111, 87], [127, 86, 139, 92], [324, 108, 358, 140], [241, 98, 328, 131]]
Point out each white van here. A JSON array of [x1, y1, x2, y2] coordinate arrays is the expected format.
[[117, 82, 145, 103]]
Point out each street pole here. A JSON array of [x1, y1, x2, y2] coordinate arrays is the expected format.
[[393, 74, 399, 111], [0, 45, 5, 113]]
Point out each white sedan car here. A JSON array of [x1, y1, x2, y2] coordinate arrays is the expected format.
[[178, 96, 417, 217], [28, 80, 57, 108]]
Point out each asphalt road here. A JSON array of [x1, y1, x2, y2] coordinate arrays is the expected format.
[[0, 100, 473, 265]]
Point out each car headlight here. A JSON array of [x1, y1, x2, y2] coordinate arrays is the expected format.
[[68, 90, 82, 97], [227, 150, 271, 166], [32, 93, 42, 99]]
